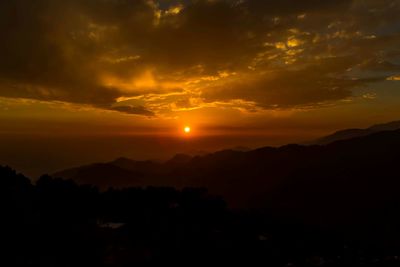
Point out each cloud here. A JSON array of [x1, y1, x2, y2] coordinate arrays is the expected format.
[[110, 105, 155, 116], [201, 69, 379, 109], [387, 75, 400, 81], [0, 0, 399, 115]]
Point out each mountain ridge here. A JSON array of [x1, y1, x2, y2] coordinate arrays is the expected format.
[[307, 120, 400, 145], [53, 126, 400, 211]]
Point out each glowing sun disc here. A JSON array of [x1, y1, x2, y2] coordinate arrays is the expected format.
[[184, 126, 191, 133]]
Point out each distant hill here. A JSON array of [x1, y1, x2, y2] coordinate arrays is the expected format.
[[165, 153, 192, 165], [307, 120, 400, 145], [54, 128, 400, 219], [53, 162, 145, 187], [53, 155, 194, 189]]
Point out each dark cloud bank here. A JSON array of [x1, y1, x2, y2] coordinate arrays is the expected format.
[[0, 0, 399, 115]]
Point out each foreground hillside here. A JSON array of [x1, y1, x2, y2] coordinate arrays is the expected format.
[[2, 165, 400, 265], [4, 129, 400, 264]]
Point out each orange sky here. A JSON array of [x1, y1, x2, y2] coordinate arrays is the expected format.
[[1, 0, 400, 175]]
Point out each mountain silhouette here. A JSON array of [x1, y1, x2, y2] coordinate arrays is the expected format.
[[165, 153, 193, 165], [307, 120, 400, 145], [53, 162, 145, 187], [5, 126, 400, 264], [54, 127, 400, 220]]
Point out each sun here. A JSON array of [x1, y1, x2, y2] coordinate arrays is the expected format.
[[184, 126, 191, 134]]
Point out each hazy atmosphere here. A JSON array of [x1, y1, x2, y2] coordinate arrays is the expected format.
[[1, 0, 400, 176], [2, 1, 400, 265]]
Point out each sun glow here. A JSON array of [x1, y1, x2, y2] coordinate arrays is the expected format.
[[184, 126, 191, 134]]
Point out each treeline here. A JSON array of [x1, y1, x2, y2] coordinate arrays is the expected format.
[[1, 165, 228, 265], [1, 165, 400, 266]]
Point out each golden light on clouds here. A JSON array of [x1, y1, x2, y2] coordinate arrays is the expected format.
[[286, 37, 302, 48], [165, 5, 183, 15], [101, 70, 184, 94], [0, 0, 398, 139], [387, 75, 400, 81], [2, 0, 400, 181]]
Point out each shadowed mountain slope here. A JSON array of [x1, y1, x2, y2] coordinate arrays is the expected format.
[[307, 120, 400, 145], [54, 129, 400, 215]]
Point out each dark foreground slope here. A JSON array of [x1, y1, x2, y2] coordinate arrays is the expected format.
[[4, 128, 400, 264], [2, 161, 400, 265]]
